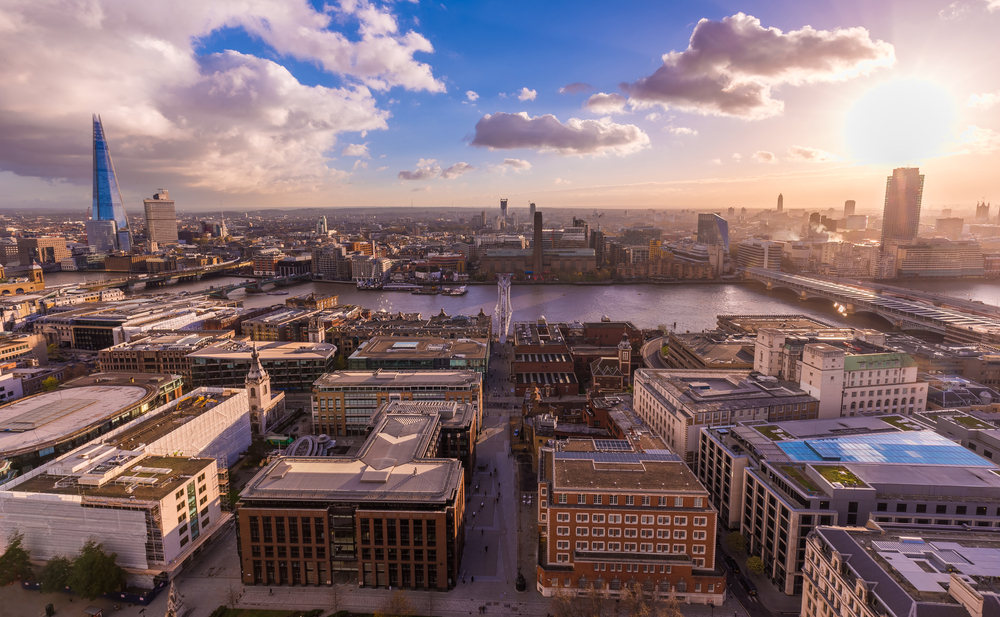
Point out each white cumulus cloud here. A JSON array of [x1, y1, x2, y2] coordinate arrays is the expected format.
[[0, 0, 443, 193], [398, 158, 441, 180], [584, 93, 628, 114], [518, 87, 538, 101], [470, 112, 649, 156], [343, 143, 371, 158], [466, 90, 479, 102], [752, 150, 778, 163], [958, 125, 1000, 154], [968, 91, 1000, 110], [440, 162, 475, 179], [666, 126, 698, 136], [621, 13, 895, 119], [786, 145, 839, 162]]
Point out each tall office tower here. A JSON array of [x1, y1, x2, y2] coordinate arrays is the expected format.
[[845, 200, 856, 217], [697, 213, 730, 251], [86, 115, 132, 252], [500, 198, 508, 222], [777, 193, 783, 212], [529, 202, 535, 222], [316, 215, 328, 235], [480, 210, 487, 228], [533, 211, 543, 275], [880, 167, 924, 250], [143, 189, 178, 245], [727, 207, 735, 216]]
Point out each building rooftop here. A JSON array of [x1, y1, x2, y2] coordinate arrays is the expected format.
[[314, 370, 482, 390], [548, 450, 706, 494], [0, 381, 161, 457], [717, 314, 834, 334], [350, 337, 487, 361], [188, 338, 336, 360], [776, 431, 992, 467], [109, 389, 243, 451], [669, 332, 755, 366], [636, 369, 817, 414], [11, 454, 214, 501], [103, 333, 220, 352], [368, 400, 477, 433]]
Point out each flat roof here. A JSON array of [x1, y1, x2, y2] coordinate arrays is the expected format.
[[11, 455, 214, 501], [188, 338, 336, 360], [551, 453, 706, 493], [110, 389, 242, 451], [105, 333, 218, 352], [314, 370, 482, 389], [351, 337, 487, 360], [240, 456, 462, 504], [0, 385, 153, 457]]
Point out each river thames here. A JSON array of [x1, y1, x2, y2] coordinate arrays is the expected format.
[[43, 271, 1000, 333]]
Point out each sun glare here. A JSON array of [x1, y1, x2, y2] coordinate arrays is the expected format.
[[843, 79, 956, 166]]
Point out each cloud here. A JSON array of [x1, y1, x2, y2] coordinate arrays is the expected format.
[[584, 93, 628, 114], [666, 126, 698, 136], [440, 162, 475, 179], [0, 0, 444, 193], [709, 158, 722, 165], [645, 112, 663, 122], [397, 158, 441, 180], [752, 150, 778, 163], [958, 125, 1000, 154], [501, 158, 532, 171], [732, 153, 743, 161], [968, 91, 1000, 110], [518, 87, 538, 101], [554, 178, 571, 185], [470, 112, 650, 156], [621, 13, 895, 119], [353, 160, 368, 170], [343, 143, 371, 158], [559, 83, 593, 95], [466, 90, 479, 102], [786, 145, 838, 162]]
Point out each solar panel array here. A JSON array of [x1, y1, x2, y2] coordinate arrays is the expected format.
[[592, 440, 632, 452], [777, 431, 993, 467]]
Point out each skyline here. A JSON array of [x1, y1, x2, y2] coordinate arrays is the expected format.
[[1, 0, 999, 212]]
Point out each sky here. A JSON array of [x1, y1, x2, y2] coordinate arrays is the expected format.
[[1, 0, 999, 214]]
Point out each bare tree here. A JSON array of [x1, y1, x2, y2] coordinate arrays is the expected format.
[[375, 590, 415, 617], [329, 582, 342, 615], [226, 582, 242, 610]]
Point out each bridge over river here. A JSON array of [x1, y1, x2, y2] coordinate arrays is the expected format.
[[744, 267, 1000, 347]]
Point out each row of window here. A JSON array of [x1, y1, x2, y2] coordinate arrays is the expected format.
[[360, 547, 436, 562], [555, 541, 705, 554], [876, 502, 999, 516], [248, 516, 326, 544], [555, 513, 707, 526], [360, 518, 436, 546], [251, 545, 326, 559], [555, 526, 707, 540], [554, 494, 704, 508]]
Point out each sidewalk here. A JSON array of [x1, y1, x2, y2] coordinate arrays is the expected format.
[[716, 536, 802, 614]]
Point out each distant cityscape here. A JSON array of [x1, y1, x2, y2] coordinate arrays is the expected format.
[[0, 120, 1000, 617]]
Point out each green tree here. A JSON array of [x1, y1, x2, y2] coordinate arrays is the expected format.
[[0, 531, 33, 585], [333, 354, 349, 370], [727, 531, 747, 554], [68, 539, 125, 600], [746, 555, 766, 576], [39, 556, 71, 594], [41, 377, 60, 392]]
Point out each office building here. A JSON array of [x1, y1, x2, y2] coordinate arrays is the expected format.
[[894, 240, 985, 278], [697, 416, 1000, 595], [348, 337, 488, 375], [316, 215, 328, 235], [143, 189, 178, 245], [664, 331, 755, 371], [188, 339, 337, 392], [880, 167, 924, 250], [86, 115, 132, 252], [535, 442, 725, 604], [529, 202, 536, 222], [0, 372, 182, 477], [16, 237, 69, 265], [312, 370, 482, 437], [367, 400, 478, 481], [98, 333, 227, 383], [327, 309, 491, 359], [804, 527, 1000, 617], [500, 197, 508, 222], [977, 200, 991, 223], [696, 213, 729, 251], [736, 239, 782, 270], [533, 211, 543, 275], [236, 408, 467, 589], [753, 326, 884, 382], [777, 193, 783, 212], [936, 217, 965, 239], [844, 199, 855, 217], [632, 369, 819, 463]]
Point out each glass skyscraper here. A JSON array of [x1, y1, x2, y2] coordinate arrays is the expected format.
[[87, 115, 132, 252], [697, 213, 730, 251], [880, 167, 923, 250]]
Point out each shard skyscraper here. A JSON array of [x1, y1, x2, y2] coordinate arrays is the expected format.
[[86, 115, 132, 252]]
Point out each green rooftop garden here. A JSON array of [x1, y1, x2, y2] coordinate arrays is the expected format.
[[880, 415, 921, 431], [756, 424, 791, 441], [952, 415, 993, 430], [777, 464, 821, 494], [814, 465, 866, 488]]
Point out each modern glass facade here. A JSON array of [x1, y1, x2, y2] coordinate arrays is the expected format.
[[880, 167, 923, 249], [697, 213, 730, 251], [91, 114, 132, 252]]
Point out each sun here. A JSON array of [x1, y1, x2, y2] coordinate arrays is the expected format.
[[843, 79, 956, 166]]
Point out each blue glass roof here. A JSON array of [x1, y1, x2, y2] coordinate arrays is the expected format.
[[776, 431, 993, 467]]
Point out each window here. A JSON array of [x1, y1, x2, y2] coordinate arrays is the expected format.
[[624, 529, 637, 538], [592, 528, 605, 537], [578, 494, 587, 504], [642, 496, 650, 506], [558, 494, 567, 504], [693, 517, 707, 526], [592, 514, 605, 523], [674, 497, 684, 507], [576, 528, 589, 536], [876, 503, 888, 512], [673, 516, 687, 526], [594, 495, 602, 505], [576, 541, 589, 550], [673, 530, 686, 539], [641, 515, 654, 525], [557, 527, 570, 536], [557, 513, 570, 522], [658, 497, 666, 507], [693, 531, 707, 540], [624, 515, 638, 524], [694, 498, 703, 508], [608, 514, 622, 524], [625, 496, 634, 506], [609, 496, 618, 505], [657, 516, 669, 525], [640, 529, 654, 538], [576, 513, 589, 523]]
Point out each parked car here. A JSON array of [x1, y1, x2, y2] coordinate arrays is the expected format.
[[723, 554, 740, 573], [738, 575, 758, 596]]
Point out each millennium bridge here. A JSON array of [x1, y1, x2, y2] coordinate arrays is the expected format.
[[743, 268, 1000, 347]]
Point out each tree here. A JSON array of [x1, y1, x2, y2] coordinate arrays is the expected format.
[[39, 556, 72, 594], [746, 555, 766, 576], [0, 531, 33, 585], [68, 539, 126, 600], [333, 354, 349, 370], [374, 590, 415, 617], [726, 531, 747, 554], [225, 582, 242, 610], [41, 377, 60, 392]]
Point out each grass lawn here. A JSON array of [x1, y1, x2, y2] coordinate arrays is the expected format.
[[779, 464, 820, 494], [814, 465, 866, 487], [756, 425, 788, 441], [881, 415, 920, 431], [953, 415, 993, 429]]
